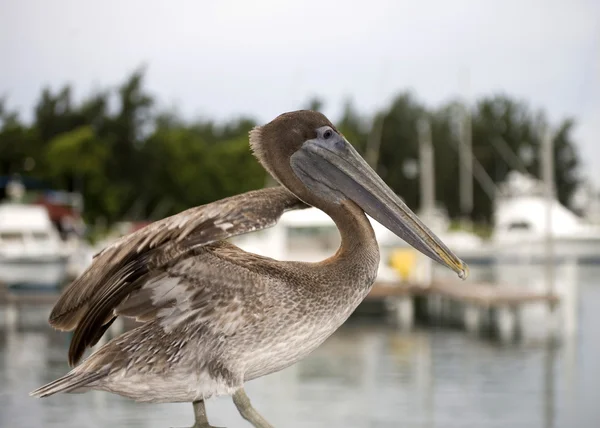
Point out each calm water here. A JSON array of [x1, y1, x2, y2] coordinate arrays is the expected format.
[[1, 265, 599, 428]]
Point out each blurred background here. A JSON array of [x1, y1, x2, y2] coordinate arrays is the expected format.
[[0, 0, 599, 427]]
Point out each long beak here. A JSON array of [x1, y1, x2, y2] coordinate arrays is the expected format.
[[290, 138, 469, 279]]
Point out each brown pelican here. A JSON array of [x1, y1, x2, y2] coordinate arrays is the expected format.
[[30, 110, 468, 427]]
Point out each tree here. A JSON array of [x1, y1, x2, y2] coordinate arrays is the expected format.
[[0, 69, 583, 229], [375, 93, 426, 210], [337, 99, 369, 153], [551, 119, 581, 207], [45, 126, 114, 219]]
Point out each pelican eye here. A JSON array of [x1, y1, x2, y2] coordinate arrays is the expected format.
[[323, 129, 333, 140]]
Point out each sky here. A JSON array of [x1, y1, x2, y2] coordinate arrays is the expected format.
[[1, 0, 599, 182]]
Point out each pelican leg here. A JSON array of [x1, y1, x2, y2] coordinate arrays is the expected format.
[[232, 388, 273, 428], [187, 400, 224, 428]]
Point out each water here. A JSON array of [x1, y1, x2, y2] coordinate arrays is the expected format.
[[1, 266, 599, 428]]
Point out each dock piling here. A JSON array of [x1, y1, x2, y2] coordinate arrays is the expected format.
[[464, 304, 481, 336]]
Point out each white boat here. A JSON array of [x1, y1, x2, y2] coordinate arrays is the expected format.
[[0, 203, 70, 288], [491, 172, 600, 264], [381, 172, 600, 266]]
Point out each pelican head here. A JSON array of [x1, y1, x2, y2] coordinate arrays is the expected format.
[[250, 110, 468, 279]]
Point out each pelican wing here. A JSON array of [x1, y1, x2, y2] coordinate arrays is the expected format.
[[115, 244, 275, 339], [48, 186, 307, 365]]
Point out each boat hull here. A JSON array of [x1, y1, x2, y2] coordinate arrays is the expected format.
[[493, 236, 600, 264], [0, 255, 69, 289]]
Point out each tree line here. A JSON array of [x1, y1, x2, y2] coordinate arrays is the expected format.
[[0, 68, 581, 227]]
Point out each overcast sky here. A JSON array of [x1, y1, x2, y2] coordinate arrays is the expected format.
[[2, 0, 599, 182]]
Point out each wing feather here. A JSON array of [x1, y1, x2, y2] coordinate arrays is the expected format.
[[47, 186, 307, 366]]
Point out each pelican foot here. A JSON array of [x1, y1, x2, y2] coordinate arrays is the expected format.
[[232, 388, 274, 428]]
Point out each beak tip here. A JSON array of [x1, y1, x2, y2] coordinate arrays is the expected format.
[[457, 263, 470, 280]]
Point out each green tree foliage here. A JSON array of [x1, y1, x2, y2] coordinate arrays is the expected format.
[[377, 93, 426, 209], [0, 106, 36, 175], [337, 99, 369, 153], [0, 69, 582, 228], [45, 126, 114, 218], [552, 120, 580, 206]]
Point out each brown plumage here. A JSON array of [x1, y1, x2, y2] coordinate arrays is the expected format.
[[49, 186, 308, 366], [31, 110, 467, 428]]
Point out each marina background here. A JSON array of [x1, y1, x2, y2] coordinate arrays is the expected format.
[[1, 1, 599, 427]]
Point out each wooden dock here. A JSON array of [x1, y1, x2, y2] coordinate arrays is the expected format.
[[367, 280, 559, 305], [367, 280, 561, 341]]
